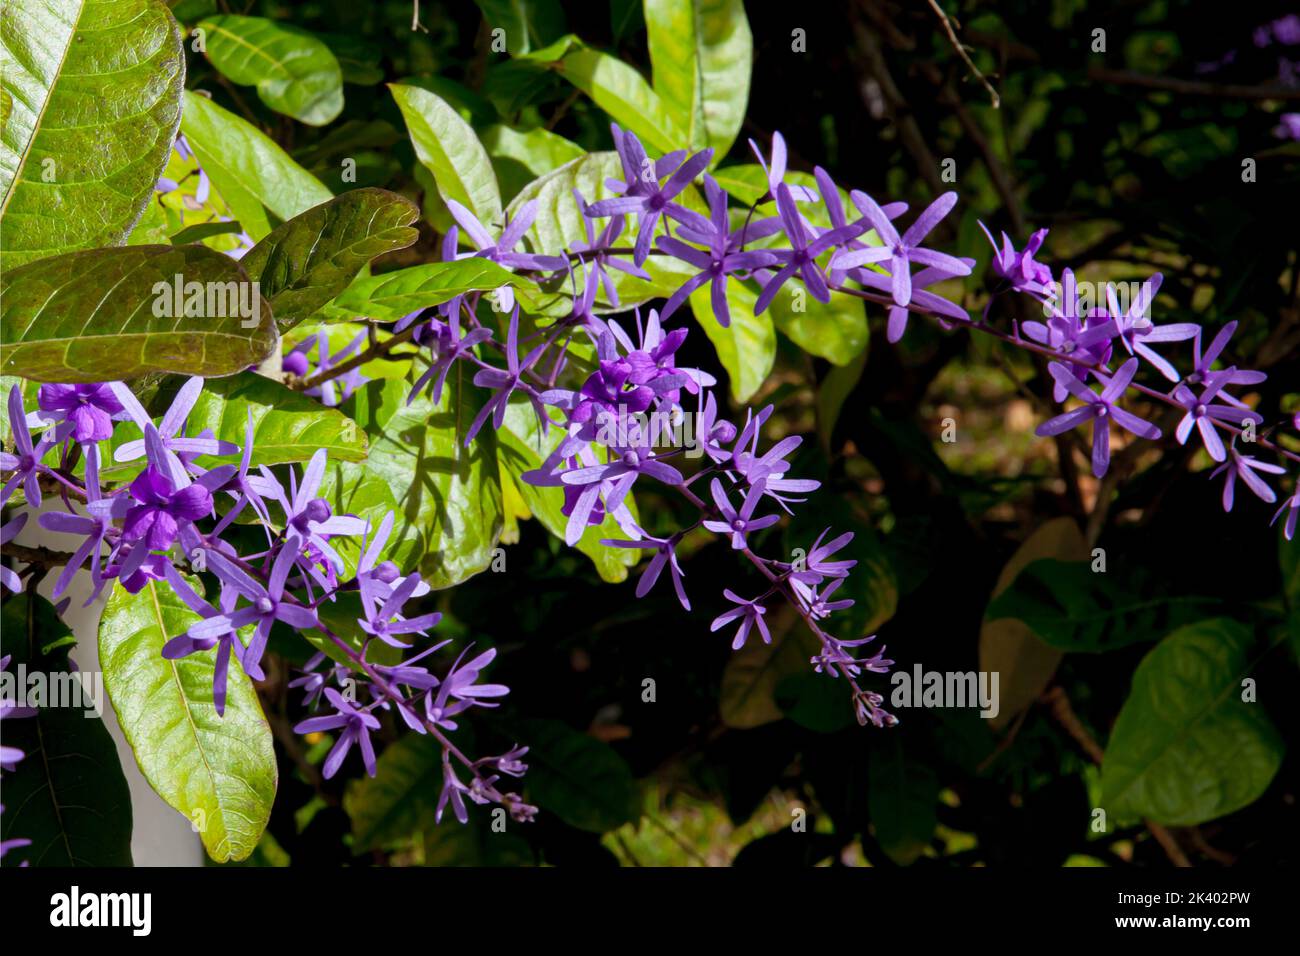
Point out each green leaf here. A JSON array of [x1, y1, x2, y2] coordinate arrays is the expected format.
[[1101, 619, 1284, 826], [518, 718, 639, 832], [98, 579, 277, 862], [688, 279, 775, 404], [345, 734, 443, 849], [769, 286, 867, 366], [482, 123, 584, 201], [556, 46, 683, 153], [321, 367, 504, 588], [333, 259, 534, 322], [0, 594, 134, 866], [390, 83, 502, 227], [0, 244, 275, 382], [180, 91, 333, 241], [473, 0, 567, 55], [815, 348, 865, 449], [198, 15, 343, 126], [0, 0, 186, 269], [645, 0, 752, 158], [496, 396, 639, 582], [170, 220, 246, 245], [240, 188, 420, 330], [985, 558, 1218, 653], [868, 736, 939, 864]]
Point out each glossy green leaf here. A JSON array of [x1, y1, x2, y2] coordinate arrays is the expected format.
[[645, 0, 751, 158], [769, 286, 867, 365], [345, 734, 444, 849], [557, 46, 683, 153], [0, 594, 134, 866], [391, 83, 502, 227], [482, 123, 584, 201], [985, 558, 1219, 653], [688, 278, 775, 404], [332, 259, 534, 322], [198, 15, 343, 125], [0, 0, 185, 269], [518, 718, 639, 832], [0, 244, 275, 382], [1101, 619, 1284, 826], [472, 0, 567, 55], [240, 188, 420, 330], [496, 396, 639, 583], [321, 368, 504, 588], [180, 91, 333, 241], [98, 579, 277, 862]]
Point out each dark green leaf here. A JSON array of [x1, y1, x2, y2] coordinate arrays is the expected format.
[[518, 718, 639, 832], [0, 594, 133, 866], [0, 244, 275, 382], [1101, 618, 1284, 826], [198, 15, 343, 125], [240, 188, 419, 330], [868, 736, 938, 864]]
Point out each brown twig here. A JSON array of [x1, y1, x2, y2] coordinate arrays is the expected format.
[[924, 0, 1001, 108]]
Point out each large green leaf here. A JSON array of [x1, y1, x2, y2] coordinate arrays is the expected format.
[[180, 91, 332, 241], [1101, 619, 1284, 826], [688, 278, 775, 404], [985, 558, 1218, 653], [0, 594, 133, 866], [517, 718, 639, 832], [0, 244, 275, 382], [391, 83, 502, 227], [333, 259, 535, 322], [198, 14, 343, 126], [0, 0, 185, 269], [240, 188, 419, 330], [496, 396, 639, 583], [472, 0, 567, 55], [719, 609, 816, 729], [482, 123, 584, 201], [321, 368, 504, 588], [557, 47, 683, 154], [98, 579, 277, 862], [645, 0, 751, 159]]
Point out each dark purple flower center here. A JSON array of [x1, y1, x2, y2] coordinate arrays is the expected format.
[[256, 596, 274, 615], [622, 450, 640, 468], [1195, 404, 1208, 417]]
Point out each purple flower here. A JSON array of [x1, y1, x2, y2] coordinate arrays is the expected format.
[[0, 514, 27, 594], [409, 311, 493, 406], [728, 406, 820, 506], [437, 753, 472, 824], [35, 383, 124, 444], [755, 183, 860, 314], [122, 459, 215, 552], [570, 188, 650, 308], [446, 198, 567, 311], [747, 131, 818, 202], [702, 477, 779, 549], [201, 541, 319, 680], [978, 223, 1053, 298], [812, 634, 892, 679], [831, 190, 970, 308], [262, 449, 368, 576], [1273, 479, 1299, 541], [424, 646, 510, 731], [358, 571, 441, 649], [294, 687, 381, 778], [1036, 358, 1162, 477], [1172, 373, 1261, 463], [293, 331, 369, 407], [656, 175, 780, 325], [160, 564, 248, 716], [601, 533, 689, 609], [559, 431, 683, 515], [585, 124, 713, 265], [467, 306, 550, 444], [1, 385, 55, 508], [1189, 321, 1267, 393], [1209, 444, 1285, 511], [111, 377, 236, 487], [710, 590, 771, 650], [1106, 275, 1198, 382], [37, 446, 121, 604]]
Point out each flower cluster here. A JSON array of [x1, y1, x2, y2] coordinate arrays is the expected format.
[[976, 227, 1297, 535], [0, 378, 534, 826]]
